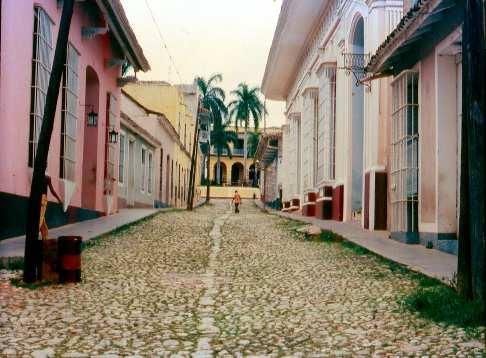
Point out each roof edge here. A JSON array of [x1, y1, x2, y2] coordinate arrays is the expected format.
[[99, 0, 150, 72]]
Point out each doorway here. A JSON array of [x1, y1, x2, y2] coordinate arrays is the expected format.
[[127, 139, 135, 207], [81, 66, 100, 210], [231, 162, 244, 185], [213, 162, 227, 185], [350, 16, 365, 221]]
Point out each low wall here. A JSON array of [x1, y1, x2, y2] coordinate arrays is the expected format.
[[198, 186, 260, 199]]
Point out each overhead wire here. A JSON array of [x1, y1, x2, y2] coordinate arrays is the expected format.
[[143, 0, 183, 83]]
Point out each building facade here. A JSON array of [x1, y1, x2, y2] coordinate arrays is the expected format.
[[262, 0, 402, 227], [0, 0, 149, 239], [119, 93, 161, 209], [366, 0, 463, 253], [122, 81, 200, 208], [208, 127, 260, 187], [254, 128, 283, 206], [264, 0, 463, 254]]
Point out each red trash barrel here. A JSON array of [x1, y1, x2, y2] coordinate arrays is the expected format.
[[58, 236, 82, 283]]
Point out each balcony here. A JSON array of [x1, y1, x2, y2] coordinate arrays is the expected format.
[[210, 148, 245, 156], [341, 52, 370, 87]]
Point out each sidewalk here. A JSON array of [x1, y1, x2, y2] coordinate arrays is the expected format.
[[0, 208, 160, 259], [255, 201, 457, 283]]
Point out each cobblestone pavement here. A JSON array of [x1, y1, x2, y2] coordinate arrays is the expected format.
[[0, 201, 484, 357]]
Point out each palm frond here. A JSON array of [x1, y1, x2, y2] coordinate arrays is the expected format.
[[207, 73, 223, 87], [208, 87, 226, 102]]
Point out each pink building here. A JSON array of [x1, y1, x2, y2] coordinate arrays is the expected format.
[[0, 0, 149, 239], [367, 0, 463, 254]]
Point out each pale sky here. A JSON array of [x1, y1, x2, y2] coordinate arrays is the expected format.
[[121, 0, 286, 128]]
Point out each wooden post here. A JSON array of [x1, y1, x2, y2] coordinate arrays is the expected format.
[[458, 0, 486, 302], [24, 0, 75, 283]]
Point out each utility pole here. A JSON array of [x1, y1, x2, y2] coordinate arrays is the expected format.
[[206, 114, 211, 203], [187, 99, 201, 210], [458, 0, 486, 303], [23, 0, 75, 283], [264, 98, 267, 134]]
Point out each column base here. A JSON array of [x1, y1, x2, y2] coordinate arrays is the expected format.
[[332, 185, 344, 221]]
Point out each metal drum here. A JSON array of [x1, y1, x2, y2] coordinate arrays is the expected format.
[[58, 236, 82, 283]]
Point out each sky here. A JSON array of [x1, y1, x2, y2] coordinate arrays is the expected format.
[[121, 0, 286, 128]]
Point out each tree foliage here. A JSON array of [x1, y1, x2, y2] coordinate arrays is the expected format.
[[211, 119, 239, 159], [247, 131, 261, 158], [228, 83, 266, 131]]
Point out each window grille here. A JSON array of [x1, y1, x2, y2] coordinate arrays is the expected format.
[[106, 94, 117, 180], [29, 7, 53, 166], [148, 151, 153, 194], [118, 134, 126, 184], [317, 65, 337, 184], [391, 71, 419, 233], [141, 147, 146, 192], [159, 148, 164, 201], [302, 90, 317, 191], [171, 160, 174, 199], [60, 44, 79, 180]]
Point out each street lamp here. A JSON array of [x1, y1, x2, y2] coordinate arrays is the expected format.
[[108, 128, 119, 144]]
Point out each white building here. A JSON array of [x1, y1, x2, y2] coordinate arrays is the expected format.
[[262, 0, 402, 228]]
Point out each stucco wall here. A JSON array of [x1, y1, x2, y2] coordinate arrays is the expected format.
[[118, 123, 156, 208], [264, 160, 278, 202], [419, 54, 437, 225], [0, 0, 121, 214], [200, 186, 260, 200], [121, 84, 197, 208]]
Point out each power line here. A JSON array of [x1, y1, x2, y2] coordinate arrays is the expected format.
[[144, 0, 183, 83]]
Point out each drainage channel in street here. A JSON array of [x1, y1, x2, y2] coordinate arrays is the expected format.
[[194, 211, 230, 356]]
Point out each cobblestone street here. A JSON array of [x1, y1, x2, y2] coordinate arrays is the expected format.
[[1, 201, 484, 357]]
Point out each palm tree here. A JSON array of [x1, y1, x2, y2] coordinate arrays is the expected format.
[[195, 74, 227, 126], [247, 131, 261, 158], [211, 119, 238, 185], [228, 83, 266, 183], [195, 74, 227, 199]]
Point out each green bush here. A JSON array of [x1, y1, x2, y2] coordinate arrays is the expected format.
[[0, 257, 24, 271]]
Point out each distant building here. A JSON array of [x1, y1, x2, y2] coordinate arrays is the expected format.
[[208, 127, 260, 187], [122, 81, 200, 208], [254, 128, 283, 206], [0, 0, 149, 239]]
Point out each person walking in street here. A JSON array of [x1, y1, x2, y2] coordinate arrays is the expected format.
[[39, 173, 62, 240], [232, 190, 241, 214]]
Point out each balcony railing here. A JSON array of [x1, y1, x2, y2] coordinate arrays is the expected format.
[[208, 179, 259, 188], [343, 53, 370, 71], [341, 53, 371, 88], [210, 148, 245, 156]]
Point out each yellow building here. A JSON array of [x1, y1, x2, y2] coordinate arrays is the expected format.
[[123, 81, 201, 208], [208, 127, 260, 187]]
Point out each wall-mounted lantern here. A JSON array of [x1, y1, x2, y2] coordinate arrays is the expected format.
[[81, 104, 98, 127], [108, 128, 119, 144], [87, 109, 98, 127]]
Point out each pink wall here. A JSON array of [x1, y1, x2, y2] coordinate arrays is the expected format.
[[419, 55, 437, 224], [0, 0, 122, 214]]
